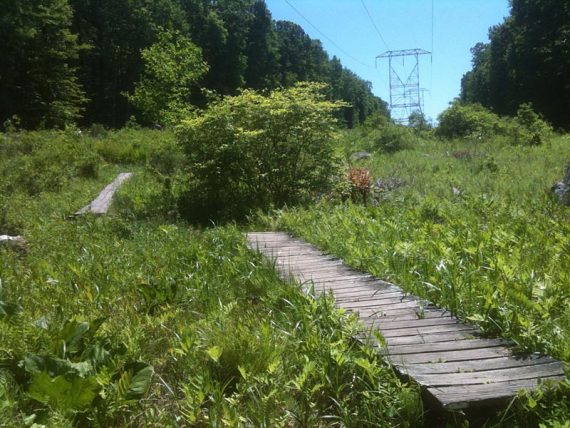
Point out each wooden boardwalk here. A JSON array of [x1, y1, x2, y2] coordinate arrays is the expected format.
[[247, 232, 566, 411], [75, 173, 132, 215]]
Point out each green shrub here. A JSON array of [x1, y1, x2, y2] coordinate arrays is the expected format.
[[351, 113, 417, 154], [436, 102, 552, 146], [127, 30, 208, 126], [0, 130, 100, 195], [513, 103, 553, 145], [435, 102, 508, 139], [176, 82, 344, 222]]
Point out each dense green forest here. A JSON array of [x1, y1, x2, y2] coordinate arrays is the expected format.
[[0, 0, 386, 130], [460, 0, 570, 129]]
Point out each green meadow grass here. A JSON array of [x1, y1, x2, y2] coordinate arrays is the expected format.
[[268, 133, 570, 425], [0, 130, 421, 427]]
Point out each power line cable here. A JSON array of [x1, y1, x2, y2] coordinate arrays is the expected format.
[[283, 0, 375, 69], [360, 0, 390, 51], [430, 0, 434, 92]]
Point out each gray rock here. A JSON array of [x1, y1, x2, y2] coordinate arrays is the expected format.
[[0, 235, 28, 253], [374, 177, 405, 191], [351, 151, 372, 161], [552, 165, 570, 205]]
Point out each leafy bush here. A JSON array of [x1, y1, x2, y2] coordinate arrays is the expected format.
[[343, 113, 418, 155], [0, 130, 100, 196], [127, 30, 208, 126], [513, 103, 553, 145], [177, 82, 344, 222], [435, 102, 508, 139], [436, 102, 552, 145]]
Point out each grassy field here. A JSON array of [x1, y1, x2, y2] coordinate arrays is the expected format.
[[266, 132, 570, 425], [2, 127, 570, 426], [0, 129, 421, 427]]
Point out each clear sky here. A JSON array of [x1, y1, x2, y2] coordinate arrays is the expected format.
[[265, 0, 510, 122]]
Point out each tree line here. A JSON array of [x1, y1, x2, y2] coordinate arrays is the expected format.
[[460, 0, 570, 130], [0, 0, 387, 130]]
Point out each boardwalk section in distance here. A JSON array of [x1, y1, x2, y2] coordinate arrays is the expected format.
[[246, 231, 566, 411], [75, 172, 132, 215]]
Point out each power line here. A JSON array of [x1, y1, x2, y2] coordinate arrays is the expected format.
[[360, 0, 390, 51], [430, 0, 434, 92], [431, 0, 435, 54], [283, 0, 375, 69]]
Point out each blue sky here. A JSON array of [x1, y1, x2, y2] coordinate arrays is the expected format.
[[265, 0, 510, 122]]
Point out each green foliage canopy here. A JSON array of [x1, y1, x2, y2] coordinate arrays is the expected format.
[[460, 0, 570, 129], [436, 101, 552, 145], [177, 82, 345, 221], [0, 0, 86, 129], [128, 30, 208, 126]]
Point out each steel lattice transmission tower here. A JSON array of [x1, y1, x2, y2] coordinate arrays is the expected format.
[[376, 49, 431, 124]]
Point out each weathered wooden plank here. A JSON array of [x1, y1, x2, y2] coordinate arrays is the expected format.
[[342, 294, 423, 306], [297, 272, 373, 282], [429, 376, 564, 410], [363, 317, 460, 330], [327, 292, 406, 303], [252, 241, 318, 250], [75, 173, 132, 215], [398, 355, 560, 375], [250, 242, 319, 251], [385, 338, 507, 356], [266, 249, 327, 257], [358, 311, 451, 324], [247, 232, 296, 241], [391, 347, 512, 365], [281, 264, 356, 275], [331, 286, 403, 297], [274, 255, 341, 263], [355, 307, 432, 319], [382, 328, 479, 346], [312, 281, 394, 294], [384, 330, 480, 346], [335, 294, 413, 306], [414, 362, 566, 387], [339, 299, 421, 312], [276, 262, 346, 272], [378, 324, 479, 338], [357, 306, 447, 320], [262, 244, 327, 253]]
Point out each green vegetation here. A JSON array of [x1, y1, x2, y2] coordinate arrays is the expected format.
[[436, 102, 552, 146], [2, 94, 570, 428], [0, 129, 421, 426], [263, 126, 570, 426], [177, 83, 344, 222], [461, 0, 570, 129], [0, 0, 86, 129], [2, 1, 570, 426], [1, 0, 387, 130], [128, 30, 209, 126]]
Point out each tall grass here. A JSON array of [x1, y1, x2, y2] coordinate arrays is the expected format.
[[0, 129, 421, 427], [266, 133, 570, 425]]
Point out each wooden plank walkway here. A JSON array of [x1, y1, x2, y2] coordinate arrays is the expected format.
[[247, 231, 566, 411], [75, 173, 132, 215]]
